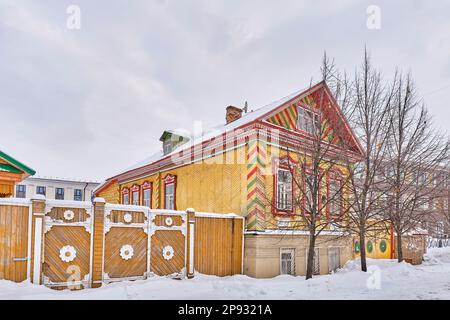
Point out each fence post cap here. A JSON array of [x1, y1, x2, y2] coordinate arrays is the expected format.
[[31, 194, 46, 201], [186, 208, 195, 213], [93, 197, 106, 203]]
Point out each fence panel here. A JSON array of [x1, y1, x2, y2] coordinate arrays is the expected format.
[[1, 198, 245, 288], [103, 207, 149, 281], [149, 211, 187, 277], [0, 202, 30, 282], [42, 202, 93, 289], [194, 213, 244, 276]]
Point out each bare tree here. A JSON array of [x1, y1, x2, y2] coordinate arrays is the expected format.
[[338, 50, 395, 272], [263, 54, 360, 280], [383, 73, 450, 262]]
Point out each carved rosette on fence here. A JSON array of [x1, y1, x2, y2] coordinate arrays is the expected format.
[[103, 205, 149, 281], [149, 211, 187, 277], [42, 201, 93, 289]]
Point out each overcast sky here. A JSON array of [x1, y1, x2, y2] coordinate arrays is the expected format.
[[1, 0, 449, 181]]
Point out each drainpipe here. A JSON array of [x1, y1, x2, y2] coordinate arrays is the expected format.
[[83, 182, 88, 201]]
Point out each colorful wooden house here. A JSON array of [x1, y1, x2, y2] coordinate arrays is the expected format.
[[0, 150, 35, 198], [96, 81, 364, 278]]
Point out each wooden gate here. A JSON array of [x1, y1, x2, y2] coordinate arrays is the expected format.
[[0, 203, 29, 282], [102, 206, 188, 282], [149, 211, 187, 276], [42, 202, 93, 289], [103, 205, 149, 281]]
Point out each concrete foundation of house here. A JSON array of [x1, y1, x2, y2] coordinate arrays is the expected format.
[[244, 232, 353, 278]]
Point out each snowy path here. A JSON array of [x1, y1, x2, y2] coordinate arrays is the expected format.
[[1, 248, 449, 300]]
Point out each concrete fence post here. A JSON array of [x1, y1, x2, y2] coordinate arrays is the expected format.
[[186, 208, 195, 279], [91, 197, 106, 288], [30, 195, 46, 284]]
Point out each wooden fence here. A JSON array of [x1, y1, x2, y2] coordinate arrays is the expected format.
[[0, 197, 244, 289]]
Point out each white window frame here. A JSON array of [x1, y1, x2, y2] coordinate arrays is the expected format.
[[280, 248, 295, 275], [276, 168, 293, 211], [123, 193, 129, 205], [165, 183, 175, 210], [143, 188, 151, 208], [132, 191, 139, 205], [306, 248, 320, 275], [328, 247, 341, 273], [297, 106, 319, 135]]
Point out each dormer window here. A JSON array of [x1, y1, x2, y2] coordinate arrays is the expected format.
[[163, 140, 173, 155], [159, 130, 190, 156], [297, 106, 319, 134]]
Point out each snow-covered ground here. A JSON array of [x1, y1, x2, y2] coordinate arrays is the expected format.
[[1, 247, 450, 300]]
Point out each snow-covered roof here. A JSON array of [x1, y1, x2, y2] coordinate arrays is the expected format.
[[26, 175, 101, 184], [122, 86, 309, 174]]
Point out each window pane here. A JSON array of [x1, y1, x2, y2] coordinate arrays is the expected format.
[[165, 184, 174, 209], [132, 191, 139, 205], [55, 188, 64, 200], [16, 185, 26, 198], [277, 169, 292, 210], [143, 189, 151, 207], [74, 189, 83, 201], [36, 186, 46, 196]]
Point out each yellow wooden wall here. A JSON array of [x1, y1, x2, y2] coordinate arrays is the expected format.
[[262, 145, 350, 230], [353, 230, 392, 260], [117, 148, 248, 215], [98, 180, 120, 204]]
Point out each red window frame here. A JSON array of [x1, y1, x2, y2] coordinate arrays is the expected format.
[[130, 184, 140, 205], [121, 187, 130, 205], [273, 156, 296, 216], [142, 181, 152, 208], [163, 174, 177, 210]]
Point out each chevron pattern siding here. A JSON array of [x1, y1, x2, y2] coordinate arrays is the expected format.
[[246, 139, 267, 231]]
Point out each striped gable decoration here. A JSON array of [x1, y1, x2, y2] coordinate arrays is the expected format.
[[246, 136, 267, 231]]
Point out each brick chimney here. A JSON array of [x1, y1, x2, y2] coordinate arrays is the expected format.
[[226, 106, 243, 124]]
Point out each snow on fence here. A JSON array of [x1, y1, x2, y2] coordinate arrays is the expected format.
[[0, 197, 244, 289], [427, 237, 450, 248]]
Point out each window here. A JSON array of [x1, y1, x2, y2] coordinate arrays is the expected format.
[[418, 172, 427, 185], [143, 189, 151, 208], [74, 189, 83, 201], [297, 106, 319, 134], [276, 169, 293, 211], [164, 175, 176, 210], [130, 185, 140, 205], [122, 188, 130, 205], [163, 141, 172, 155], [307, 248, 320, 275], [16, 185, 26, 198], [280, 248, 295, 275], [304, 174, 318, 213], [55, 188, 65, 200], [328, 248, 341, 273], [165, 184, 175, 210], [329, 179, 342, 217], [132, 191, 139, 205], [36, 186, 46, 196]]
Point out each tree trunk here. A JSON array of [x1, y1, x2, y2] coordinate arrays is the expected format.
[[397, 233, 403, 262], [305, 234, 317, 280], [359, 227, 368, 272]]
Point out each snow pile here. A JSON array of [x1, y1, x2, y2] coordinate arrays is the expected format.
[[1, 248, 450, 300]]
